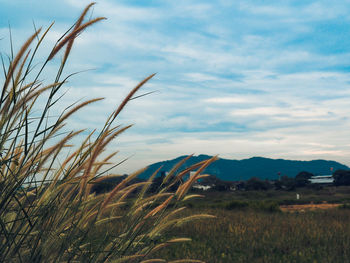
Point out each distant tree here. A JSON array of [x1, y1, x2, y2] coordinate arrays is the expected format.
[[245, 177, 272, 191], [213, 180, 234, 191], [295, 171, 313, 187], [235, 181, 246, 190], [274, 179, 282, 190], [91, 175, 128, 194], [274, 175, 296, 191], [147, 171, 183, 193], [333, 170, 350, 186], [197, 175, 232, 191], [199, 175, 221, 186]]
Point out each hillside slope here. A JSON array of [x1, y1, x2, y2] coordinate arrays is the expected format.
[[139, 155, 349, 181]]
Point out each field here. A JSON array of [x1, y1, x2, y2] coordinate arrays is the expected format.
[[146, 186, 350, 262]]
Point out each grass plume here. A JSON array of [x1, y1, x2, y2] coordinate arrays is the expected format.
[[0, 3, 215, 263]]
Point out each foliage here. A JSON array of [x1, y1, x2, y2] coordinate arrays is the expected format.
[[0, 4, 216, 262], [339, 203, 350, 209], [224, 200, 249, 210], [274, 175, 296, 191], [196, 175, 234, 191], [244, 177, 272, 191], [333, 169, 350, 186], [224, 200, 280, 212], [295, 171, 313, 187]]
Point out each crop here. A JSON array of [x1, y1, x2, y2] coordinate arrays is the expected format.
[[0, 3, 216, 262]]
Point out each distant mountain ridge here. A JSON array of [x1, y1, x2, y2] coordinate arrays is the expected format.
[[139, 155, 349, 181]]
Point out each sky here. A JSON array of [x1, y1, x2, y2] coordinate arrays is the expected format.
[[1, 0, 350, 173]]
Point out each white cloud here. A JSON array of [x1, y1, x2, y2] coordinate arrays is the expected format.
[[204, 97, 255, 104]]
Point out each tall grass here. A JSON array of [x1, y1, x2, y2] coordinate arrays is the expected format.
[[152, 208, 350, 262], [0, 3, 216, 262]]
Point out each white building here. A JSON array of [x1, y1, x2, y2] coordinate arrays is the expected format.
[[309, 175, 334, 184], [192, 184, 212, 191]]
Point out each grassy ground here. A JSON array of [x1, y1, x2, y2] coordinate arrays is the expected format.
[[146, 187, 350, 262], [187, 186, 350, 208]]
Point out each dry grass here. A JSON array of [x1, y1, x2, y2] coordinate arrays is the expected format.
[[280, 202, 341, 212], [151, 207, 350, 262], [0, 3, 215, 262]]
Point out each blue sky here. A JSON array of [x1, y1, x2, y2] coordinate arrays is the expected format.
[[2, 0, 350, 172]]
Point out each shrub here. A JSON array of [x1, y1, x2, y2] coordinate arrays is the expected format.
[[339, 203, 350, 209], [250, 201, 281, 213], [225, 200, 249, 210], [245, 177, 272, 191], [333, 170, 350, 186], [0, 3, 216, 262], [224, 200, 280, 212], [295, 171, 313, 187]]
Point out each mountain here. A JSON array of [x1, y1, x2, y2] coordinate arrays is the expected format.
[[139, 155, 349, 181]]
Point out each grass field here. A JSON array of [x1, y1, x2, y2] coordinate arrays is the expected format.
[[145, 187, 350, 262], [188, 185, 350, 208]]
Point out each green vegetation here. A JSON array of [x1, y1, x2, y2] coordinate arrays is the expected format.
[[0, 4, 216, 262], [146, 188, 350, 262], [150, 208, 350, 262], [333, 170, 350, 186], [187, 186, 350, 208]]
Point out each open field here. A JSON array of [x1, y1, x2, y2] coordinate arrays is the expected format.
[[187, 186, 350, 208], [145, 187, 350, 262], [149, 207, 350, 262]]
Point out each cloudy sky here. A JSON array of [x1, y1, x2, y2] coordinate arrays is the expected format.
[[1, 0, 350, 173]]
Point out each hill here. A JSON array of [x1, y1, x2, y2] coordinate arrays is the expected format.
[[139, 155, 349, 181]]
